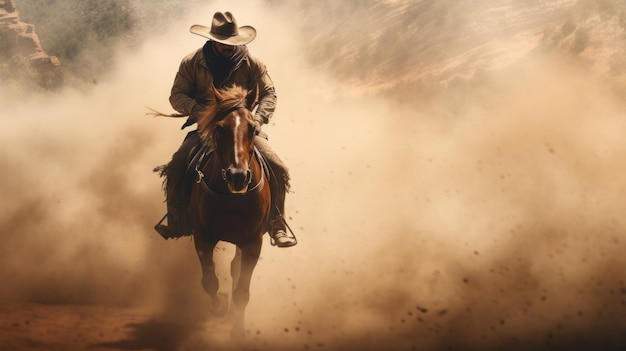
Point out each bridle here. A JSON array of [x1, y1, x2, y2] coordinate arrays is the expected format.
[[194, 105, 265, 196]]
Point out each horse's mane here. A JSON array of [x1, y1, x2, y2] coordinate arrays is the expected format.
[[197, 85, 251, 144]]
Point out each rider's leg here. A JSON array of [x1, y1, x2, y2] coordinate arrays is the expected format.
[[155, 130, 199, 238], [254, 136, 297, 247]]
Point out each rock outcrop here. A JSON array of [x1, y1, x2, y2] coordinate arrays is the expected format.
[[299, 0, 626, 93], [0, 0, 62, 87]]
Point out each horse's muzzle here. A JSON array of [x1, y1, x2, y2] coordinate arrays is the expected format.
[[224, 167, 252, 193]]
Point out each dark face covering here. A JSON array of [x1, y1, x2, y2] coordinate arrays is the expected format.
[[203, 40, 247, 88], [213, 42, 236, 57]]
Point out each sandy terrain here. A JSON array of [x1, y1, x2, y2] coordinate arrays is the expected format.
[[2, 1, 626, 350], [0, 304, 150, 351]]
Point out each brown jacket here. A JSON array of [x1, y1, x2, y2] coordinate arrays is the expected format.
[[169, 46, 277, 125]]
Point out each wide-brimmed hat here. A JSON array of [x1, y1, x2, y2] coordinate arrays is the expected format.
[[190, 11, 256, 46]]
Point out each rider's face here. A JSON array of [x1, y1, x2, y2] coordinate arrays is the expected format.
[[213, 41, 236, 57]]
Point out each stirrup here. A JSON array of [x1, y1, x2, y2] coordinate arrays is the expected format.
[[154, 214, 182, 240], [269, 218, 297, 247]]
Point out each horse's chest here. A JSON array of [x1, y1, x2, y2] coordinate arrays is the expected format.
[[195, 195, 268, 237]]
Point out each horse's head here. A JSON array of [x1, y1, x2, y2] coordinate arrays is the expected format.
[[214, 105, 257, 193], [198, 85, 257, 194]]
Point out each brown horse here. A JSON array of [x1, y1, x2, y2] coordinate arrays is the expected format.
[[190, 84, 271, 338]]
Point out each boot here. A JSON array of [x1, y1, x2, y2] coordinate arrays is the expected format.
[[154, 173, 188, 239], [253, 135, 296, 247], [269, 184, 297, 247], [155, 212, 182, 239], [154, 180, 184, 239], [154, 163, 184, 239], [270, 217, 297, 247], [154, 132, 198, 239]]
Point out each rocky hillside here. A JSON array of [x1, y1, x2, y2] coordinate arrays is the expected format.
[[292, 0, 626, 95], [0, 0, 62, 88], [6, 0, 205, 88]]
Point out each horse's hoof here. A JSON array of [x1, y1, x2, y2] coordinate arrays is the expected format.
[[209, 292, 229, 317]]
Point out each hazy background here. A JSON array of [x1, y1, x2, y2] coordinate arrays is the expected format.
[[1, 0, 626, 350]]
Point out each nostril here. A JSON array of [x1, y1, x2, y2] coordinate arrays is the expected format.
[[225, 169, 234, 182], [227, 168, 246, 184]]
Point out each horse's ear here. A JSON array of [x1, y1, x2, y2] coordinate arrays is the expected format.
[[245, 84, 259, 110]]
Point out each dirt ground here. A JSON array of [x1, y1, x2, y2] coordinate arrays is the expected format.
[[3, 1, 626, 351], [0, 303, 237, 351], [2, 298, 625, 351], [0, 303, 151, 351]]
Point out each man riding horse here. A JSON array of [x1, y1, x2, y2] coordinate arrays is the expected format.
[[155, 11, 297, 248]]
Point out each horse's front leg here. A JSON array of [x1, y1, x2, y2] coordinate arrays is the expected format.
[[231, 235, 262, 339], [193, 233, 228, 317]]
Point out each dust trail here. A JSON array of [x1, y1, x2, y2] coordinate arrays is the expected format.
[[1, 1, 626, 350]]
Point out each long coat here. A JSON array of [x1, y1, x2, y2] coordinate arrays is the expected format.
[[169, 45, 277, 126]]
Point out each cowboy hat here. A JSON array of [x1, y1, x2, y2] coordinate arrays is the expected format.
[[190, 11, 256, 46]]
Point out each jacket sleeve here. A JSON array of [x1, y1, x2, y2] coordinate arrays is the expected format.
[[249, 56, 277, 124], [169, 52, 199, 116]]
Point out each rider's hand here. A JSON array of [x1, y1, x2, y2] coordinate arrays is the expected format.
[[180, 104, 206, 129], [191, 104, 207, 120]]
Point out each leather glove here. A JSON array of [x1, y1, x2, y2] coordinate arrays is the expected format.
[[190, 104, 207, 120], [180, 104, 206, 130]]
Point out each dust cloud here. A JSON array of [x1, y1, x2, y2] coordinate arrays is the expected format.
[[1, 0, 626, 350]]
